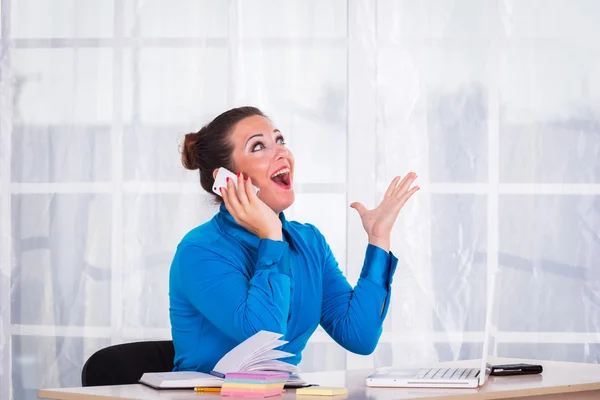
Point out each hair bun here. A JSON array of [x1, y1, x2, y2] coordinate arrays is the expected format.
[[181, 132, 200, 170]]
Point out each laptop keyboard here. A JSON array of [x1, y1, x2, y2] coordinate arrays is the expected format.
[[414, 368, 480, 380]]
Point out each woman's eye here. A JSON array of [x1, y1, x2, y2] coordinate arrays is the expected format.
[[252, 143, 265, 152], [276, 137, 286, 145]]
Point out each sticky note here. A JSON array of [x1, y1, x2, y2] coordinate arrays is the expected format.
[[296, 386, 348, 396]]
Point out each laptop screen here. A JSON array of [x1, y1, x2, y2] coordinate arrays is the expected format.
[[478, 270, 501, 385]]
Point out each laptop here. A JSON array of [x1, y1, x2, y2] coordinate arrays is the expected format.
[[366, 271, 500, 389]]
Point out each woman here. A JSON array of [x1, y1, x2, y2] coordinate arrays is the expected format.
[[169, 106, 419, 373]]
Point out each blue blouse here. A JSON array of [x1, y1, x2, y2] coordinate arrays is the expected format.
[[169, 204, 398, 373]]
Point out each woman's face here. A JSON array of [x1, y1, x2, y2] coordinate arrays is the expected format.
[[227, 115, 295, 213]]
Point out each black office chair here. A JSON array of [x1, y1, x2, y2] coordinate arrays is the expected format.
[[81, 340, 175, 386]]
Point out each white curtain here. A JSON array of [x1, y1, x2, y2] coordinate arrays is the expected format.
[[2, 0, 600, 399]]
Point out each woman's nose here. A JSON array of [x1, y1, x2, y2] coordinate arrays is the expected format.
[[274, 145, 287, 160]]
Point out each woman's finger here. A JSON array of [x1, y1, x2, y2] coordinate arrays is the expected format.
[[220, 186, 231, 210], [245, 176, 258, 201], [384, 176, 402, 198], [220, 186, 237, 221], [393, 172, 417, 198], [236, 173, 250, 208], [225, 177, 244, 216], [396, 185, 420, 209]]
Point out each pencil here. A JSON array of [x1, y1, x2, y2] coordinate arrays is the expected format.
[[194, 387, 221, 392]]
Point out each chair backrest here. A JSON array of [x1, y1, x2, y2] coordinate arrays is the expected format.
[[82, 340, 175, 386]]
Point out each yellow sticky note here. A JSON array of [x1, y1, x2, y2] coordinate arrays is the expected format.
[[296, 386, 348, 396]]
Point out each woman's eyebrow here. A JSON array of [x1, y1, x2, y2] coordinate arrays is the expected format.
[[245, 133, 263, 146]]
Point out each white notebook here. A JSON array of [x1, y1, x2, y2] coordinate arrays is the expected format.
[[139, 371, 221, 389]]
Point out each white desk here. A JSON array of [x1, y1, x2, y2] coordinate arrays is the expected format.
[[39, 358, 600, 400]]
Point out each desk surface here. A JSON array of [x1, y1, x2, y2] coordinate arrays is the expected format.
[[38, 358, 600, 400]]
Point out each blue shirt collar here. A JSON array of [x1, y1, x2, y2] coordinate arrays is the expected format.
[[216, 203, 293, 249]]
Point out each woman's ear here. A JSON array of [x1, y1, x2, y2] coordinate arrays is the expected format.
[[213, 168, 219, 180]]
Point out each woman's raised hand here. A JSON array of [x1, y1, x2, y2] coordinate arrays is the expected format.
[[350, 172, 419, 252]]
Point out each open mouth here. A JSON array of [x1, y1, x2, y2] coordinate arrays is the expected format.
[[270, 167, 292, 189]]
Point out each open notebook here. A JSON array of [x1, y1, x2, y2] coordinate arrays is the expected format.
[[139, 331, 310, 389]]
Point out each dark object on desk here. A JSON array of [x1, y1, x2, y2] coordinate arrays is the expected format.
[[490, 363, 543, 376], [82, 340, 175, 386]]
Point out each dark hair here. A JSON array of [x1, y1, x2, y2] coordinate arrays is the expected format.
[[182, 106, 267, 203]]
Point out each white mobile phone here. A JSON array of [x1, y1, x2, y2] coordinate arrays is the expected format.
[[212, 167, 260, 197]]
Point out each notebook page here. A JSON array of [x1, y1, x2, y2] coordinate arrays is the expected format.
[[213, 331, 285, 374]]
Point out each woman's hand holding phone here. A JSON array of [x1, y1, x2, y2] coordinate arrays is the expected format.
[[221, 173, 282, 241]]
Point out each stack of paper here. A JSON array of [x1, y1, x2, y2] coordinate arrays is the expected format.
[[221, 371, 289, 397]]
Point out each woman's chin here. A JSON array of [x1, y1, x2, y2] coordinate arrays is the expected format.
[[261, 191, 295, 213]]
